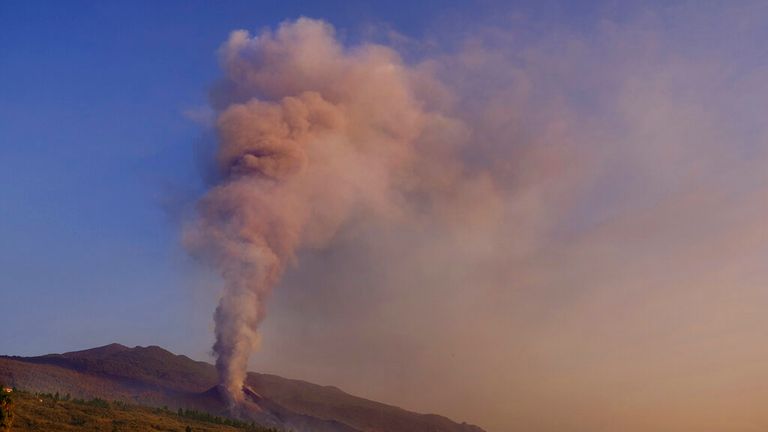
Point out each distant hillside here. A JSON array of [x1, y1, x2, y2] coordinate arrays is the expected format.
[[0, 344, 485, 432]]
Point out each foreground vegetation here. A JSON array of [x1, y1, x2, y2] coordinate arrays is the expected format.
[[1, 389, 13, 431], [3, 388, 280, 432]]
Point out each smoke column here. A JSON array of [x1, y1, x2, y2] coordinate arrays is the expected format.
[[187, 18, 472, 406]]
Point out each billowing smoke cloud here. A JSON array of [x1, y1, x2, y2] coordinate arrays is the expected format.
[[186, 4, 768, 430], [186, 18, 488, 405]]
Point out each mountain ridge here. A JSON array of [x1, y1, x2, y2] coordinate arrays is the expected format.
[[0, 344, 485, 432]]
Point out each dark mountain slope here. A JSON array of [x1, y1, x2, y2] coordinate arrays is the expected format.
[[245, 374, 483, 432], [0, 344, 484, 432], [24, 343, 217, 392]]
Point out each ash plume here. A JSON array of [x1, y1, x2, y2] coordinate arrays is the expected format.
[[180, 5, 768, 431], [186, 18, 481, 406]]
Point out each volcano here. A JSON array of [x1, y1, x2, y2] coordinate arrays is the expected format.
[[0, 344, 485, 432]]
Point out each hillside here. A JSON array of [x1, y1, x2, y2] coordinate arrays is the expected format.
[[0, 344, 485, 432], [7, 389, 278, 432]]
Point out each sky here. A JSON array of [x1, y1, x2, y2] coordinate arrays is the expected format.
[[2, 1, 768, 431]]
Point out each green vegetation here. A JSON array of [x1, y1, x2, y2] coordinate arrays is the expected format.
[[176, 408, 264, 430], [7, 389, 281, 432]]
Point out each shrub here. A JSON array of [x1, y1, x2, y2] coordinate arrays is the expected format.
[[0, 391, 13, 432]]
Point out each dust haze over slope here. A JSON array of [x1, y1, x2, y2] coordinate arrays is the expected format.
[[180, 4, 768, 432]]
